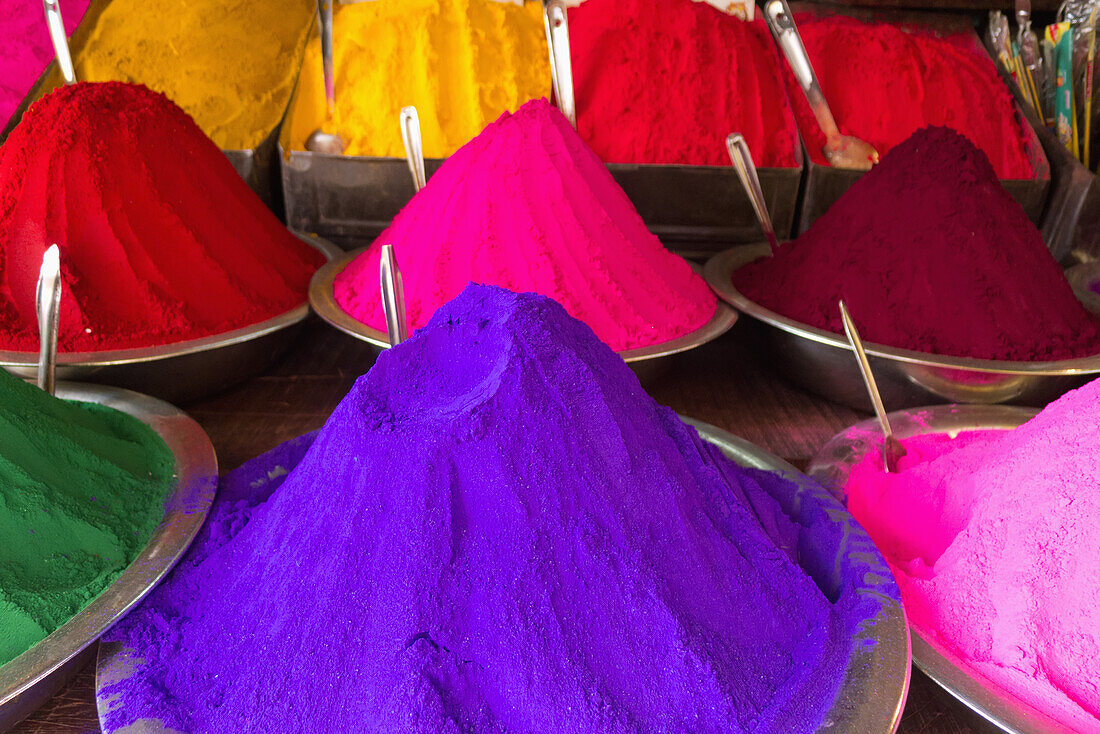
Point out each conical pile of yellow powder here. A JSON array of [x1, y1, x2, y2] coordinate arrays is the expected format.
[[285, 0, 550, 158], [43, 0, 315, 150]]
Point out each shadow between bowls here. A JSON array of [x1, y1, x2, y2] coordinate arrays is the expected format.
[[806, 404, 1077, 734], [703, 245, 1100, 411], [308, 247, 738, 385], [0, 234, 343, 405], [0, 382, 217, 734], [94, 417, 908, 734]]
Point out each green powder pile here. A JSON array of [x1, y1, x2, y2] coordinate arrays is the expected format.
[[0, 370, 175, 666]]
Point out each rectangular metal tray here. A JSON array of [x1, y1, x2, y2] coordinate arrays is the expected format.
[[280, 145, 804, 254], [789, 6, 1051, 234]]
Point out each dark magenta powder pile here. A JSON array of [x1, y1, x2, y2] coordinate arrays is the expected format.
[[734, 126, 1100, 361], [101, 285, 870, 733]]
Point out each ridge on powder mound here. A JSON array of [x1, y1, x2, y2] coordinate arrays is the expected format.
[[845, 378, 1100, 731], [734, 126, 1100, 361], [103, 285, 862, 734], [0, 82, 326, 353], [332, 98, 717, 352]]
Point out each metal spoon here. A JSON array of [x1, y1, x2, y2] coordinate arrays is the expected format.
[[839, 300, 907, 473], [726, 133, 779, 254], [379, 244, 408, 345], [306, 0, 346, 154], [36, 245, 62, 395], [42, 0, 76, 85], [543, 0, 576, 128], [400, 107, 426, 192], [763, 0, 877, 171]]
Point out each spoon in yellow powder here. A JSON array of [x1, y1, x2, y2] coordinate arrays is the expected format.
[[400, 107, 426, 192], [35, 245, 62, 395], [306, 0, 346, 154]]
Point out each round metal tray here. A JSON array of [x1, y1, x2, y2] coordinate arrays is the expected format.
[[309, 247, 737, 384], [0, 382, 217, 733], [704, 245, 1100, 410], [0, 234, 342, 405], [806, 404, 1082, 734], [95, 417, 908, 734]]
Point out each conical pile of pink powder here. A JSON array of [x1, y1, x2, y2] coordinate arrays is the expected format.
[[845, 379, 1100, 731], [333, 98, 717, 352]]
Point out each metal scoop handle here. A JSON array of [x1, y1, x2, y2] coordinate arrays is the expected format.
[[544, 0, 576, 128], [764, 0, 842, 145], [400, 107, 426, 192], [379, 245, 408, 346], [36, 245, 61, 395], [42, 0, 76, 85], [317, 0, 336, 115], [726, 133, 779, 253], [839, 300, 906, 473]]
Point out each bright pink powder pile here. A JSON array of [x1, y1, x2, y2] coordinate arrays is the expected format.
[[0, 0, 89, 127], [333, 98, 717, 351], [845, 380, 1100, 732]]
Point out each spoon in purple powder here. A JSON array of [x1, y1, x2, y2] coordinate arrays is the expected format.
[[839, 300, 907, 473], [35, 244, 61, 395], [379, 244, 408, 345], [543, 0, 576, 128], [400, 106, 426, 192], [726, 133, 780, 254]]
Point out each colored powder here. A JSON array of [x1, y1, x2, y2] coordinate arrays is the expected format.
[[334, 99, 716, 351], [0, 0, 89, 129], [786, 14, 1034, 179], [0, 82, 326, 353], [734, 126, 1100, 361], [567, 0, 799, 167], [70, 0, 314, 149], [103, 285, 864, 733], [286, 0, 550, 158], [0, 368, 174, 666], [844, 379, 1100, 731]]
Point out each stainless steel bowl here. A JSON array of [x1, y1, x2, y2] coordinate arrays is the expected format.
[[1067, 260, 1100, 314], [704, 245, 1100, 410], [309, 247, 737, 384], [806, 404, 1079, 734], [95, 417, 909, 734], [0, 234, 342, 404], [0, 382, 217, 733]]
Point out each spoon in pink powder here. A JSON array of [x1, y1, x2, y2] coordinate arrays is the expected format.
[[839, 300, 906, 472], [764, 0, 878, 170], [726, 133, 780, 253], [35, 244, 61, 395], [543, 0, 576, 128], [379, 244, 408, 345]]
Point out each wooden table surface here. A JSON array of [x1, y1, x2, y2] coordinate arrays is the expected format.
[[12, 322, 1001, 733]]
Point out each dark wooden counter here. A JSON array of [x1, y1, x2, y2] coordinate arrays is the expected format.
[[11, 321, 999, 733]]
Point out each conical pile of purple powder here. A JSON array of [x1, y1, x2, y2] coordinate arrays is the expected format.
[[103, 285, 862, 733]]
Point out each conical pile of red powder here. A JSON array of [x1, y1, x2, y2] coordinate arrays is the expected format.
[[734, 126, 1100, 361], [0, 82, 326, 353]]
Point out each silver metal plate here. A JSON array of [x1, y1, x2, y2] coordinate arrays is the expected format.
[[0, 383, 217, 733], [0, 234, 342, 404], [95, 418, 908, 734], [308, 247, 737, 383], [806, 404, 1078, 734], [704, 245, 1100, 410]]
